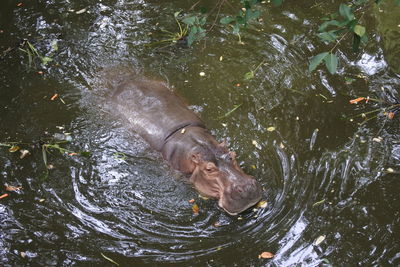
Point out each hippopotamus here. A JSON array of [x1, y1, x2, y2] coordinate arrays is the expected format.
[[109, 75, 262, 215]]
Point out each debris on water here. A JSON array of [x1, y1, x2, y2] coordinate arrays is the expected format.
[[101, 253, 120, 266], [199, 72, 205, 76], [267, 126, 276, 132], [373, 137, 382, 143], [0, 193, 9, 199], [213, 221, 221, 227], [386, 168, 394, 173], [50, 93, 59, 101], [188, 198, 195, 203], [237, 216, 243, 220], [198, 194, 209, 200], [9, 146, 19, 153], [38, 198, 45, 202], [20, 252, 26, 258], [279, 142, 285, 149], [252, 140, 262, 150], [219, 56, 223, 61], [75, 8, 87, 14], [349, 97, 365, 104], [19, 149, 30, 159], [251, 165, 257, 169], [180, 128, 186, 134], [192, 204, 199, 214], [258, 251, 274, 259], [256, 200, 268, 209], [5, 184, 22, 192], [218, 104, 242, 119], [387, 112, 395, 119], [314, 235, 326, 246], [313, 199, 325, 207]]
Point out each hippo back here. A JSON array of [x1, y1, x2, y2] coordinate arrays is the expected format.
[[110, 77, 204, 151]]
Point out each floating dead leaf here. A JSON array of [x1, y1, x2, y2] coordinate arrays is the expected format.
[[213, 221, 221, 227], [101, 253, 120, 266], [75, 8, 87, 14], [20, 251, 26, 258], [386, 168, 394, 173], [188, 199, 195, 203], [314, 235, 326, 246], [259, 251, 274, 259], [256, 200, 268, 209], [39, 198, 45, 202], [267, 126, 276, 132], [349, 97, 365, 104], [312, 199, 325, 207], [387, 112, 395, 119], [17, 3, 23, 7], [9, 146, 20, 153], [373, 137, 382, 143], [181, 128, 186, 134], [235, 83, 241, 87], [237, 216, 243, 220], [192, 204, 199, 214], [251, 165, 257, 169], [0, 193, 9, 199], [68, 152, 78, 156], [252, 140, 261, 150], [38, 71, 44, 75], [279, 142, 285, 149], [19, 149, 30, 159], [219, 56, 223, 61], [199, 72, 205, 76], [50, 93, 59, 101], [5, 184, 22, 192]]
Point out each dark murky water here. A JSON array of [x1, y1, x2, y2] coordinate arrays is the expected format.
[[1, 0, 399, 266]]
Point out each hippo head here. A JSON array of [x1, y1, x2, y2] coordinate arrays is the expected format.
[[189, 144, 262, 215]]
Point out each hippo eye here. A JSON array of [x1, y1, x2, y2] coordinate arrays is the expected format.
[[205, 162, 217, 172]]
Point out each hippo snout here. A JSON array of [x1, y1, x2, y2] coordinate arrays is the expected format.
[[219, 179, 263, 215]]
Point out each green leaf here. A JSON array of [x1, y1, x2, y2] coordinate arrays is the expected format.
[[245, 9, 261, 21], [220, 16, 235, 25], [272, 0, 282, 6], [324, 53, 338, 74], [244, 71, 255, 80], [318, 20, 340, 32], [309, 52, 329, 73], [339, 4, 354, 21], [41, 56, 53, 65], [199, 16, 206, 26], [345, 77, 356, 84], [182, 16, 196, 26], [318, 31, 338, 42], [174, 11, 181, 18]]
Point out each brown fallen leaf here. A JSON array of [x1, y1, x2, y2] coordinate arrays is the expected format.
[[188, 199, 195, 203], [387, 112, 395, 119], [68, 152, 78, 156], [0, 193, 9, 199], [50, 93, 59, 101], [259, 251, 274, 259], [349, 97, 365, 104], [213, 221, 221, 227], [5, 184, 22, 192], [192, 204, 199, 214], [9, 146, 20, 153]]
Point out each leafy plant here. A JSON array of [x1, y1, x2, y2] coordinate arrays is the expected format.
[[182, 15, 207, 46], [220, 0, 262, 42], [309, 0, 400, 74], [18, 40, 56, 68]]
